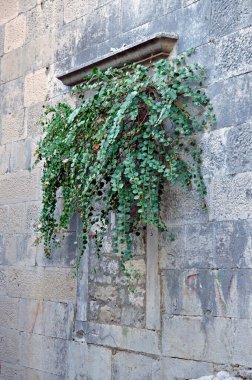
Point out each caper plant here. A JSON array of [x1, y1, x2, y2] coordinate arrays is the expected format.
[[35, 51, 215, 271]]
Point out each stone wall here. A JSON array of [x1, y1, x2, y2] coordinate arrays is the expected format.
[[0, 0, 251, 379]]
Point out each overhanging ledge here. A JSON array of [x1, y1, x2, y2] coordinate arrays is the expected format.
[[57, 33, 178, 86]]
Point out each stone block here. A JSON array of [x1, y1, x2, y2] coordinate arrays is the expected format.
[[1, 47, 22, 83], [160, 182, 208, 226], [122, 0, 162, 32], [161, 357, 214, 380], [215, 27, 252, 80], [26, 0, 63, 42], [209, 172, 252, 222], [0, 327, 19, 363], [210, 0, 252, 37], [63, 0, 98, 24], [207, 72, 251, 129], [82, 321, 160, 355], [0, 0, 18, 25], [18, 299, 74, 339], [24, 69, 48, 107], [112, 351, 161, 380], [1, 77, 24, 115], [20, 332, 68, 376], [19, 0, 37, 13], [226, 122, 252, 175], [213, 220, 252, 269], [35, 232, 78, 267], [8, 203, 26, 233], [162, 268, 252, 319], [0, 296, 18, 329], [0, 169, 39, 205], [7, 267, 76, 302], [232, 318, 252, 367], [162, 315, 233, 363], [10, 139, 34, 172], [25, 368, 61, 380], [0, 363, 25, 380], [24, 102, 44, 137], [75, 1, 121, 53], [4, 14, 26, 53], [163, 0, 181, 14], [67, 341, 112, 380], [159, 226, 186, 269], [5, 233, 37, 266], [1, 108, 25, 144]]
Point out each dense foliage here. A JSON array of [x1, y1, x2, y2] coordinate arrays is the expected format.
[[35, 51, 215, 270]]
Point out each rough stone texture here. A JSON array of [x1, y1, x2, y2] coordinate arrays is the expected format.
[[4, 14, 26, 53], [0, 0, 18, 25], [24, 69, 48, 107], [0, 1, 252, 379]]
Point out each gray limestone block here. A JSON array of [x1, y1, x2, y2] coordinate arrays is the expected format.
[[0, 77, 24, 115], [75, 1, 121, 53], [215, 26, 252, 80], [213, 220, 252, 269], [161, 357, 213, 380], [207, 72, 251, 129], [18, 299, 74, 339], [121, 0, 163, 32], [112, 351, 161, 380], [210, 0, 252, 37], [226, 122, 252, 175], [162, 268, 252, 319], [20, 332, 68, 376], [209, 172, 252, 222]]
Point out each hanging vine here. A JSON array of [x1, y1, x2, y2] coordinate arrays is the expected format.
[[34, 51, 215, 270]]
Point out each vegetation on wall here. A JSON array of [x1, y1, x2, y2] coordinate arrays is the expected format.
[[34, 51, 215, 271]]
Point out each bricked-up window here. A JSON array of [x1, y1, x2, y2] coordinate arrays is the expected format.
[[57, 34, 177, 354]]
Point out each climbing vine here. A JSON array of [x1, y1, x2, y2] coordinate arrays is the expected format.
[[34, 50, 215, 270]]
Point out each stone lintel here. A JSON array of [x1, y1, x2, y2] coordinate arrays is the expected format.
[[57, 33, 178, 86]]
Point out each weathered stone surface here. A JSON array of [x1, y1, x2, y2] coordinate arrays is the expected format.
[[7, 267, 76, 302], [112, 351, 161, 380], [1, 77, 24, 114], [0, 363, 25, 380], [24, 102, 44, 137], [209, 172, 252, 221], [25, 368, 61, 380], [4, 14, 26, 53], [161, 357, 214, 380], [162, 315, 233, 363], [0, 169, 39, 205], [1, 47, 22, 83], [208, 72, 251, 129], [215, 27, 252, 80], [0, 327, 19, 363], [18, 299, 74, 339], [26, 0, 63, 42], [0, 25, 4, 56], [20, 332, 68, 376], [24, 69, 48, 107], [210, 0, 252, 37], [67, 341, 112, 380], [19, 0, 37, 13], [122, 0, 162, 32], [1, 108, 25, 144], [0, 0, 18, 25], [82, 321, 160, 355], [63, 0, 98, 24], [162, 268, 252, 319], [0, 296, 18, 329]]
